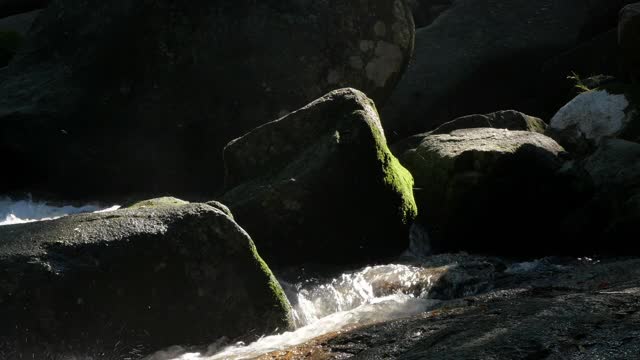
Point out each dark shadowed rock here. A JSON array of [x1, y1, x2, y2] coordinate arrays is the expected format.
[[397, 128, 577, 255], [563, 139, 640, 252], [537, 29, 623, 116], [220, 88, 417, 267], [0, 0, 414, 201], [619, 3, 640, 81], [0, 0, 48, 19], [407, 0, 453, 28], [0, 9, 41, 35], [382, 0, 636, 140], [0, 203, 292, 358]]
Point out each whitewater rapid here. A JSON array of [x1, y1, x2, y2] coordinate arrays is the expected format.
[[0, 197, 447, 360], [0, 196, 120, 225], [146, 263, 451, 360]]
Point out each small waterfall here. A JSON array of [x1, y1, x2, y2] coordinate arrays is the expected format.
[[286, 263, 441, 327], [0, 196, 120, 226], [154, 264, 454, 360]]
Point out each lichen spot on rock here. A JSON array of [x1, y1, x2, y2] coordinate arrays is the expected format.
[[374, 21, 387, 37], [359, 40, 375, 53], [365, 41, 404, 88]]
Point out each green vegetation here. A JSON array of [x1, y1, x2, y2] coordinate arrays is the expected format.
[[371, 122, 418, 224], [128, 196, 189, 208], [567, 71, 592, 93]]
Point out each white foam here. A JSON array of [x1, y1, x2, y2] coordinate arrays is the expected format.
[[0, 197, 120, 226], [147, 264, 446, 360]]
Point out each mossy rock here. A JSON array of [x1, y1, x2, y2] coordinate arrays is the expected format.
[[127, 196, 190, 209], [0, 203, 292, 357], [221, 88, 417, 266], [0, 30, 22, 66], [205, 200, 234, 220]]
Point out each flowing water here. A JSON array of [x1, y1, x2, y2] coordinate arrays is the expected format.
[[147, 263, 454, 360], [0, 196, 120, 225], [1, 197, 460, 360]]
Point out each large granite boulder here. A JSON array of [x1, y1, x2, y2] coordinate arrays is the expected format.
[[407, 0, 453, 28], [0, 9, 40, 36], [0, 0, 48, 19], [397, 128, 575, 254], [619, 3, 640, 81], [0, 0, 414, 201], [382, 0, 636, 140], [431, 110, 547, 135], [220, 88, 417, 267], [547, 86, 640, 154], [564, 139, 640, 252], [0, 202, 292, 358], [391, 110, 547, 157]]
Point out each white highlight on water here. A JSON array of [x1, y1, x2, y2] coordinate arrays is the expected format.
[[0, 197, 120, 226], [151, 264, 444, 360]]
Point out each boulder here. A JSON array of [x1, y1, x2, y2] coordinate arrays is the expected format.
[[0, 0, 414, 201], [0, 202, 292, 358], [220, 88, 417, 267], [431, 110, 547, 135], [0, 9, 41, 36], [570, 139, 640, 251], [391, 110, 547, 157], [397, 127, 575, 254], [0, 0, 48, 19], [619, 3, 640, 81], [547, 86, 640, 153], [0, 28, 20, 66], [407, 0, 453, 28], [382, 0, 637, 140]]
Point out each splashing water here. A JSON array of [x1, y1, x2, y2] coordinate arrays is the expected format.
[[0, 197, 120, 226], [149, 264, 450, 360]]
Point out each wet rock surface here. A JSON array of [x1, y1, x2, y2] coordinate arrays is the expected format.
[[265, 257, 640, 359]]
